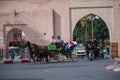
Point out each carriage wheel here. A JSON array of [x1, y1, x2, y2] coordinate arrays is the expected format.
[[71, 51, 78, 62], [57, 54, 65, 62]]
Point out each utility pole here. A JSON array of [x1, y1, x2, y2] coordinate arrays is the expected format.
[[91, 14, 94, 42]]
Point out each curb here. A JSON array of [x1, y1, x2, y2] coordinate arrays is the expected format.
[[4, 59, 13, 64], [2, 59, 30, 64]]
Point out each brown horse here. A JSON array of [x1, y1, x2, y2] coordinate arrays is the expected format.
[[32, 44, 50, 63], [26, 41, 51, 63]]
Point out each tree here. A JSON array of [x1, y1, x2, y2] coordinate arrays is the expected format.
[[73, 14, 110, 47], [80, 15, 91, 42]]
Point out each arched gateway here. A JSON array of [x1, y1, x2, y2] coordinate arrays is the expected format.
[[0, 0, 120, 61], [73, 14, 110, 46], [69, 0, 120, 58]]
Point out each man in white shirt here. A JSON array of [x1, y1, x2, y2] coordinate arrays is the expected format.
[[51, 36, 56, 44]]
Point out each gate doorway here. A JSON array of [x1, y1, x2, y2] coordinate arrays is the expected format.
[[73, 14, 110, 47], [3, 24, 27, 59], [73, 14, 110, 58], [7, 28, 22, 47]]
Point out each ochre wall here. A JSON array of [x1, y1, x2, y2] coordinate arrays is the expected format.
[[0, 0, 120, 57], [0, 0, 70, 46]]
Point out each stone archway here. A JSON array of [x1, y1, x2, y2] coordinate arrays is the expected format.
[[6, 28, 22, 47], [70, 7, 113, 41], [73, 13, 110, 49], [69, 7, 116, 58], [3, 24, 27, 44], [3, 24, 27, 59]]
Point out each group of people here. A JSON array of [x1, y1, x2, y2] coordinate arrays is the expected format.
[[85, 39, 110, 60], [51, 36, 63, 44], [51, 36, 77, 50]]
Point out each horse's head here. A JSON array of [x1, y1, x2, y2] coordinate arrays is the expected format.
[[26, 41, 31, 47]]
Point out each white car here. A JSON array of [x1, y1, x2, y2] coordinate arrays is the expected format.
[[74, 44, 86, 57]]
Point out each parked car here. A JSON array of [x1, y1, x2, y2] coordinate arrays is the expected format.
[[74, 44, 86, 58]]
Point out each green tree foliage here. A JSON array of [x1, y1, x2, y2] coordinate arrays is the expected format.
[[73, 14, 110, 47]]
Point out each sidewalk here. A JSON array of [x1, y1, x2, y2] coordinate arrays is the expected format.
[[0, 59, 20, 64], [0, 58, 29, 64]]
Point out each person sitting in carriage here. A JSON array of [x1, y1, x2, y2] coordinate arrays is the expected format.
[[64, 40, 77, 52], [56, 36, 63, 48], [51, 36, 56, 44], [51, 35, 63, 48]]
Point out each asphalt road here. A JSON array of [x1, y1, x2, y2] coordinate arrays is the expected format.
[[0, 59, 120, 80]]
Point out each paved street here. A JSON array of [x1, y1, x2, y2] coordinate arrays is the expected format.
[[0, 59, 119, 80]]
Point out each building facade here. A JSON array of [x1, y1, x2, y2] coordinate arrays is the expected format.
[[0, 0, 120, 58]]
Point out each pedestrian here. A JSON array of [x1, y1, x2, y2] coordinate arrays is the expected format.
[[106, 46, 109, 55]]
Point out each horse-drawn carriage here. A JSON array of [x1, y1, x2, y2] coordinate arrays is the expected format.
[[48, 43, 78, 62], [26, 41, 78, 63]]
